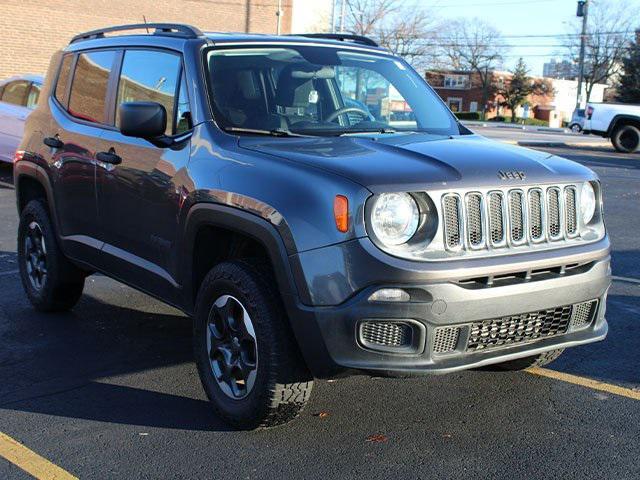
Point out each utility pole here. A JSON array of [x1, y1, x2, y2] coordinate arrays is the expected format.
[[576, 0, 589, 109], [331, 0, 336, 33], [339, 0, 346, 32]]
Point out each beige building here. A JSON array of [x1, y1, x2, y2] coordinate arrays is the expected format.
[[0, 0, 294, 80]]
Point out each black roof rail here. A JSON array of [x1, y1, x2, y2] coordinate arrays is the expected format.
[[288, 33, 378, 47], [70, 23, 204, 44]]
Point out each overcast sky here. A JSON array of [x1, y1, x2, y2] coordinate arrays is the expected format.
[[411, 0, 640, 75]]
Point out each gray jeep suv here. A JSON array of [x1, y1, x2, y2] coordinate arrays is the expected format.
[[14, 24, 610, 429]]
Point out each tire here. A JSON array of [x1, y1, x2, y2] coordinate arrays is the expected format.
[[611, 124, 640, 153], [193, 260, 313, 429], [483, 348, 565, 371], [17, 199, 85, 312], [570, 123, 582, 133]]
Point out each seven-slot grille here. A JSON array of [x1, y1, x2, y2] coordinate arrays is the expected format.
[[442, 185, 579, 250]]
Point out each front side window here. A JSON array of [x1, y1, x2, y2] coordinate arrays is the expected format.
[[116, 50, 181, 135], [1, 80, 29, 106], [206, 46, 460, 136], [68, 50, 116, 123]]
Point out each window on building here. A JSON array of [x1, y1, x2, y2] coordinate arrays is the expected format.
[[115, 50, 182, 135], [55, 54, 73, 106], [469, 101, 478, 113], [447, 97, 462, 112], [26, 84, 41, 109], [444, 74, 468, 89], [1, 80, 29, 106], [68, 50, 117, 124]]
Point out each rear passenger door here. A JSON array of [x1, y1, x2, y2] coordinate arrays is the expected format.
[[96, 48, 192, 299], [48, 50, 118, 262]]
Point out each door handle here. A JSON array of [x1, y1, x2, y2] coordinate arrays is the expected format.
[[44, 136, 64, 148], [96, 149, 122, 165]]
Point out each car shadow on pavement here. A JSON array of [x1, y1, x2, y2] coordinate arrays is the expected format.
[[0, 163, 14, 188], [0, 275, 233, 432]]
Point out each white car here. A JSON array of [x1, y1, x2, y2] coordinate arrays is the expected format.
[[583, 102, 640, 153]]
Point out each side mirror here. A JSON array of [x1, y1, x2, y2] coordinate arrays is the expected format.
[[118, 102, 166, 139]]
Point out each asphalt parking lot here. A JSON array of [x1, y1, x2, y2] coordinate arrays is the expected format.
[[0, 139, 639, 479]]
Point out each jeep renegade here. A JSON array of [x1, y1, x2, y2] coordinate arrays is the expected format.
[[14, 24, 610, 429]]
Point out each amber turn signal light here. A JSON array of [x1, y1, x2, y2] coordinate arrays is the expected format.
[[334, 195, 349, 233]]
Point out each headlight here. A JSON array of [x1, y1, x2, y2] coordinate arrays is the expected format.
[[370, 193, 419, 245], [581, 182, 597, 224]]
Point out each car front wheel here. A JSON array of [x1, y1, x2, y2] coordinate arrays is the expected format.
[[193, 260, 313, 429]]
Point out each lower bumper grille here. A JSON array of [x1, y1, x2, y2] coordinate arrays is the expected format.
[[360, 321, 411, 348], [466, 300, 598, 352]]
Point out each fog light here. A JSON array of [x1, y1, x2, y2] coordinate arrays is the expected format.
[[368, 288, 410, 302]]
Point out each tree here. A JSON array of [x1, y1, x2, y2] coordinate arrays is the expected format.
[[564, 0, 635, 104], [438, 18, 507, 119], [617, 32, 640, 103], [498, 58, 550, 122], [344, 0, 441, 69]]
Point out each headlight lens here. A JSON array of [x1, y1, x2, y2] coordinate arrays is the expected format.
[[581, 182, 597, 224], [370, 193, 419, 245]]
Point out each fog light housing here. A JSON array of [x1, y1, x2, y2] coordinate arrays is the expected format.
[[368, 288, 410, 303]]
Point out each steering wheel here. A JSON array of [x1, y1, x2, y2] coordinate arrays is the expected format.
[[325, 106, 375, 123]]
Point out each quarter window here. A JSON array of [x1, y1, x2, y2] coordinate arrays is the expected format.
[[175, 71, 192, 134], [1, 80, 29, 106], [55, 54, 73, 106], [68, 50, 116, 124], [116, 50, 181, 135]]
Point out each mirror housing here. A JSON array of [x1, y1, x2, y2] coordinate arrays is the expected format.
[[118, 102, 167, 139]]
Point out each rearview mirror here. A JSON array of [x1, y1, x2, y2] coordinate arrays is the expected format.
[[118, 102, 166, 139]]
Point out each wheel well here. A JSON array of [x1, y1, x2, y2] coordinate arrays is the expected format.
[[611, 117, 640, 135], [192, 225, 274, 301], [17, 176, 48, 213]]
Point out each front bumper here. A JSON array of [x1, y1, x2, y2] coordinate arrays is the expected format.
[[286, 238, 611, 378]]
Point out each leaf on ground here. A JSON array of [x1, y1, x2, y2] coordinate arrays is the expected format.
[[314, 411, 330, 418], [366, 434, 388, 443]]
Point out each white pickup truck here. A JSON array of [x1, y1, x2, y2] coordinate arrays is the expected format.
[[584, 102, 640, 153]]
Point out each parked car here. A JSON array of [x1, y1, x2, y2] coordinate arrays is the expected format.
[[14, 24, 610, 430], [568, 108, 585, 133], [0, 75, 43, 163], [583, 102, 640, 152]]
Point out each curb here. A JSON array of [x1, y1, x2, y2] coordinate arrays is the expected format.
[[502, 140, 612, 148]]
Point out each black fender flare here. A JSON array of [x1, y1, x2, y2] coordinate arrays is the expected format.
[[607, 114, 640, 137], [13, 161, 60, 233], [178, 202, 304, 312]]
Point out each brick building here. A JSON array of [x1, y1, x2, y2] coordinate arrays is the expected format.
[[0, 0, 294, 80], [425, 69, 554, 122]]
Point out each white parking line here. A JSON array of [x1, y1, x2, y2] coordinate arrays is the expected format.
[[612, 275, 640, 285]]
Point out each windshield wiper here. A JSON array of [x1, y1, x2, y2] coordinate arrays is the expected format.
[[340, 127, 397, 135], [224, 127, 309, 137]]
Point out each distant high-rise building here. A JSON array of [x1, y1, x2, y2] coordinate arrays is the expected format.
[[543, 58, 578, 79]]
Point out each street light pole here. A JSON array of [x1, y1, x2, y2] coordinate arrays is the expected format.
[[276, 0, 282, 35], [576, 0, 589, 109]]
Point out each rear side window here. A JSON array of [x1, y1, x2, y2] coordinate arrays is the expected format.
[[68, 50, 116, 124], [26, 84, 41, 109], [1, 80, 29, 106], [54, 54, 73, 106], [116, 50, 181, 135]]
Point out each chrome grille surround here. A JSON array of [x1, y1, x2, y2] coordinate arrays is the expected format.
[[439, 184, 583, 255], [465, 193, 485, 249]]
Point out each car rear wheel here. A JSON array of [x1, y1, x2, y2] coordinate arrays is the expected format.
[[483, 348, 565, 371], [611, 124, 640, 153], [17, 199, 85, 312], [193, 260, 313, 429]]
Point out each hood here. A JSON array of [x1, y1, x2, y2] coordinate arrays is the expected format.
[[239, 133, 596, 192]]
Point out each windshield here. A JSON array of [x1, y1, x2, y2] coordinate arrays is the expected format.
[[205, 45, 462, 136]]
